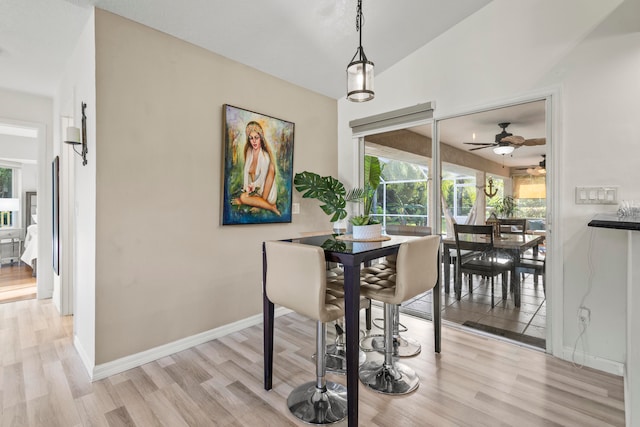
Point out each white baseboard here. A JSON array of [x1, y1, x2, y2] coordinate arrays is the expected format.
[[561, 346, 624, 376], [89, 306, 291, 381], [73, 335, 95, 375]]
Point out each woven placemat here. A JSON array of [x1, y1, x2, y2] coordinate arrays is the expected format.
[[335, 234, 391, 242]]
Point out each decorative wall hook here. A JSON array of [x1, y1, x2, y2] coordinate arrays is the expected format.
[[484, 176, 498, 198]]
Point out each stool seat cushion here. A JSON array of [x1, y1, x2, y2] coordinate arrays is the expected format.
[[359, 236, 440, 305], [266, 241, 345, 323]]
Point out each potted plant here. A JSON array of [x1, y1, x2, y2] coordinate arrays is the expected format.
[[294, 156, 383, 239], [293, 171, 364, 225], [349, 156, 383, 239], [495, 195, 516, 218]]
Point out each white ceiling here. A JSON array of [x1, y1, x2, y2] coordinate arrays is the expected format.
[[0, 0, 491, 99], [409, 99, 547, 168], [2, 0, 545, 170], [367, 100, 546, 170]]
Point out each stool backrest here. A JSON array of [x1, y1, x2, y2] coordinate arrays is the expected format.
[[265, 241, 340, 323], [394, 235, 441, 303]]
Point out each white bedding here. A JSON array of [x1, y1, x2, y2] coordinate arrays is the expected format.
[[21, 224, 37, 268]]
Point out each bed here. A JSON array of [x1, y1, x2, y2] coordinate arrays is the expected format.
[[21, 191, 37, 276], [21, 223, 37, 276]]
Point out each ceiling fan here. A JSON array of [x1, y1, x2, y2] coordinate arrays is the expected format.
[[514, 155, 546, 175], [464, 122, 546, 154], [527, 155, 546, 175]]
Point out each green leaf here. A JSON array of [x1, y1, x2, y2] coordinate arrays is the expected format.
[[362, 156, 383, 216], [294, 171, 350, 222]]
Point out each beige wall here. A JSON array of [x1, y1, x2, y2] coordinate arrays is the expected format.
[[94, 10, 337, 364]]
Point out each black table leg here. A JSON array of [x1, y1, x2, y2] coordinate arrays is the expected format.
[[342, 263, 360, 427], [513, 266, 521, 308], [262, 243, 274, 390], [434, 249, 441, 353], [443, 245, 451, 294]]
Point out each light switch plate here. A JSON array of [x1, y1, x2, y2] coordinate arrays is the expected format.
[[575, 186, 619, 204]]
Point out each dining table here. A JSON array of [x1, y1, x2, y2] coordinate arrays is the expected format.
[[442, 232, 545, 307], [263, 233, 441, 427]]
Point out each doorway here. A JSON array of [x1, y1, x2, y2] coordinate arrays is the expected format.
[[0, 121, 40, 304], [362, 98, 550, 349]]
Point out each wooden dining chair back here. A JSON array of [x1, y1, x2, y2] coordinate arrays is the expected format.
[[498, 218, 527, 237], [453, 224, 513, 307], [498, 218, 545, 290]]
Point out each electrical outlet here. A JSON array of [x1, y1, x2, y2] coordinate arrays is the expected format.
[[578, 306, 591, 324]]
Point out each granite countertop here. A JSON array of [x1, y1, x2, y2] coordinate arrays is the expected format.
[[588, 213, 640, 231]]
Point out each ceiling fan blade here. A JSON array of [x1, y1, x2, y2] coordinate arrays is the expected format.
[[468, 146, 490, 151], [463, 142, 493, 146], [522, 138, 546, 146], [501, 135, 525, 145]]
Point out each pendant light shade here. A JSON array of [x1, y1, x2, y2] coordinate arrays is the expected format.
[[347, 0, 374, 102]]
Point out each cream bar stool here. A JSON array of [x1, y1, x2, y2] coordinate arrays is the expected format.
[[358, 235, 440, 395], [360, 257, 421, 358], [265, 241, 347, 425], [322, 275, 371, 374]]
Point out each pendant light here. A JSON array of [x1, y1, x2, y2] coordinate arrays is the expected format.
[[347, 0, 374, 102]]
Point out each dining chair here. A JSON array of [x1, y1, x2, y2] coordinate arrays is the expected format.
[[358, 235, 440, 395], [453, 224, 513, 308], [498, 218, 527, 236], [516, 257, 546, 297], [499, 218, 545, 288], [265, 241, 348, 424]]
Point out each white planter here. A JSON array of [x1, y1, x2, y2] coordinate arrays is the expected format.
[[352, 223, 382, 240]]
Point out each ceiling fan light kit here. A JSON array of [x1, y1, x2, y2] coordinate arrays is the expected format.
[[493, 145, 514, 155], [464, 122, 545, 155], [526, 155, 546, 175]]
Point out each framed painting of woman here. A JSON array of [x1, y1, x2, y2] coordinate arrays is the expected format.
[[222, 104, 294, 225]]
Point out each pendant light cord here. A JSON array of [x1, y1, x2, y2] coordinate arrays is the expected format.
[[356, 0, 363, 59]]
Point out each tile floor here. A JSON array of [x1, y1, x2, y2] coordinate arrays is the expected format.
[[401, 267, 547, 349]]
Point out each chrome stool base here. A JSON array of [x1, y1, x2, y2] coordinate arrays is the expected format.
[[360, 334, 421, 357], [287, 381, 348, 425], [358, 360, 419, 395], [323, 344, 366, 375]]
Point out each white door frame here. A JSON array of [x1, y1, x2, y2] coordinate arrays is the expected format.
[[352, 88, 562, 355]]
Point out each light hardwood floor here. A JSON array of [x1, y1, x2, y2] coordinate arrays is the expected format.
[[0, 299, 624, 426], [0, 264, 36, 304]]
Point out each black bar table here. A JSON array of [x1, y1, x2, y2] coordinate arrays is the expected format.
[[263, 233, 441, 426]]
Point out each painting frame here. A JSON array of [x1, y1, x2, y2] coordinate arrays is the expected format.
[[222, 104, 294, 225]]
